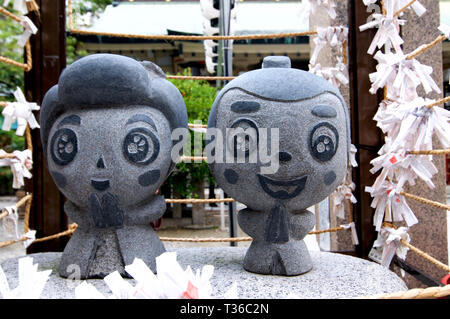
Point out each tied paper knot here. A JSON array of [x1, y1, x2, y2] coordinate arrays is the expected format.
[[365, 181, 418, 232], [349, 144, 358, 168], [22, 229, 35, 248], [1, 205, 19, 239], [17, 16, 38, 47], [359, 4, 405, 55], [362, 0, 426, 17], [3, 0, 26, 14], [2, 87, 40, 136], [75, 252, 239, 299], [310, 26, 348, 66], [332, 182, 357, 219], [304, 0, 337, 20], [373, 226, 410, 274], [0, 256, 51, 299], [370, 97, 450, 191], [340, 222, 359, 246], [439, 24, 450, 40], [2, 0, 40, 14], [309, 59, 349, 88], [0, 149, 33, 189], [369, 51, 441, 102]]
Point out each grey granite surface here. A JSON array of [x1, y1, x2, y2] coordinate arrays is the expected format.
[[0, 248, 407, 299], [207, 56, 351, 275]]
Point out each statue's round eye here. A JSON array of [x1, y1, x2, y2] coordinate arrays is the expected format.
[[123, 128, 160, 165], [50, 128, 78, 166], [227, 118, 259, 159], [309, 122, 339, 162]]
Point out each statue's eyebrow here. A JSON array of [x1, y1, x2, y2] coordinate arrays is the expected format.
[[57, 114, 81, 128], [311, 105, 337, 118], [231, 101, 260, 113], [126, 114, 157, 131]]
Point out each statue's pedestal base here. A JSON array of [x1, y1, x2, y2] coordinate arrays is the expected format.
[[0, 247, 407, 298]]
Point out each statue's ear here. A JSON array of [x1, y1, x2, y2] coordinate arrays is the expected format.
[[40, 84, 61, 153], [140, 61, 166, 80]]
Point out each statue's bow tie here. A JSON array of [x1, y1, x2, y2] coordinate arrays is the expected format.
[[264, 203, 289, 243]]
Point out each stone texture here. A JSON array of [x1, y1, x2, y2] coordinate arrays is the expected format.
[[39, 54, 188, 278], [392, 0, 448, 288], [309, 1, 353, 252], [207, 56, 351, 275], [0, 249, 407, 299]]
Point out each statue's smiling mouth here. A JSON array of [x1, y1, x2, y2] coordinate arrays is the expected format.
[[91, 178, 110, 191], [257, 174, 307, 200]]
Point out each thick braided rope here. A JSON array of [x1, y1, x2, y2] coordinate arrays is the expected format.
[[381, 222, 450, 273], [69, 28, 318, 41], [0, 194, 32, 221], [32, 223, 78, 243], [179, 156, 207, 162], [400, 191, 450, 211], [188, 123, 208, 129], [363, 285, 450, 299], [167, 75, 236, 81], [0, 153, 18, 159], [407, 34, 447, 61], [425, 96, 450, 109], [23, 194, 32, 232], [0, 7, 33, 71], [407, 149, 450, 155], [0, 223, 77, 248], [0, 6, 22, 22], [160, 226, 349, 242], [400, 239, 450, 273], [161, 236, 252, 242], [165, 198, 235, 204], [394, 0, 419, 17]]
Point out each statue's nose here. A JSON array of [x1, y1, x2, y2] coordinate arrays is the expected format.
[[278, 151, 292, 162], [96, 156, 106, 169]]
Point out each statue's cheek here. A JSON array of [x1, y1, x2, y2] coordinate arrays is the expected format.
[[138, 169, 160, 187]]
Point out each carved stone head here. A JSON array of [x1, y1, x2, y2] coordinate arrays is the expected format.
[[40, 54, 187, 213], [207, 56, 350, 213]]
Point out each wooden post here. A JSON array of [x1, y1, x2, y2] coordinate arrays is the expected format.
[[24, 0, 68, 253], [347, 1, 384, 258]]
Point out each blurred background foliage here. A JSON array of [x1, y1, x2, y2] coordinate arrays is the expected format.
[[167, 71, 217, 199]]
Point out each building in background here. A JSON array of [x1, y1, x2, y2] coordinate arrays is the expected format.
[[70, 0, 311, 75]]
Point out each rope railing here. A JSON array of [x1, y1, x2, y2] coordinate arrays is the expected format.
[[425, 96, 450, 109], [160, 225, 352, 243], [167, 75, 236, 81], [0, 223, 77, 248], [400, 191, 450, 211], [406, 34, 447, 61], [381, 222, 450, 273], [0, 7, 33, 71], [400, 239, 450, 273], [188, 123, 208, 129], [393, 0, 419, 17], [363, 285, 450, 299], [407, 149, 450, 155], [179, 156, 207, 162], [165, 198, 235, 204], [0, 194, 32, 221]]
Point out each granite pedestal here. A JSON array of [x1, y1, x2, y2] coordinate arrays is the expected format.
[[0, 247, 407, 299]]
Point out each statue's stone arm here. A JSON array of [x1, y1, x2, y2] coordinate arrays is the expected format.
[[288, 209, 315, 240], [123, 195, 166, 226], [64, 201, 94, 230], [237, 208, 266, 240]]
